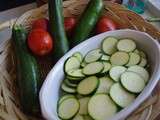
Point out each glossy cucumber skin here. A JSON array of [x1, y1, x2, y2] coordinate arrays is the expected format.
[[12, 26, 41, 114], [72, 0, 103, 46], [48, 0, 69, 60]]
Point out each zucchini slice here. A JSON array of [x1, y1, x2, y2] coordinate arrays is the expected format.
[[100, 55, 110, 61], [88, 94, 117, 120], [61, 83, 76, 94], [110, 83, 135, 108], [66, 76, 82, 83], [110, 52, 129, 66], [128, 65, 149, 83], [117, 39, 136, 52], [138, 57, 147, 67], [81, 62, 87, 68], [59, 94, 75, 104], [82, 62, 104, 75], [83, 115, 93, 120], [73, 114, 84, 120], [64, 79, 78, 88], [96, 76, 114, 94], [67, 69, 85, 78], [133, 49, 140, 54], [76, 94, 84, 99], [101, 62, 111, 73], [73, 52, 83, 62], [121, 71, 145, 93], [101, 37, 118, 55], [77, 76, 99, 95], [58, 97, 80, 119], [109, 66, 127, 82], [126, 53, 141, 66], [64, 57, 80, 73], [84, 49, 102, 63], [139, 50, 147, 58], [78, 97, 90, 115]]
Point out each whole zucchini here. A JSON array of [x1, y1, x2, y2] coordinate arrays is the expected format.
[[48, 0, 69, 60], [72, 0, 104, 46], [12, 26, 40, 114]]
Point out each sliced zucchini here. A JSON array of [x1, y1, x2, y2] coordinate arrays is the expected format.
[[66, 76, 82, 83], [73, 114, 84, 120], [64, 57, 80, 73], [61, 83, 76, 94], [73, 52, 83, 62], [84, 49, 102, 63], [82, 62, 104, 75], [139, 50, 146, 58], [109, 66, 127, 82], [77, 76, 99, 95], [100, 55, 110, 61], [59, 94, 75, 104], [78, 97, 90, 115], [128, 65, 149, 83], [109, 83, 135, 108], [88, 94, 117, 120], [64, 79, 78, 88], [81, 62, 87, 68], [67, 69, 85, 78], [101, 62, 111, 73], [58, 97, 80, 119], [126, 52, 140, 66], [76, 94, 84, 99], [101, 37, 118, 55], [117, 39, 136, 52], [110, 52, 129, 66], [96, 76, 114, 94], [121, 71, 145, 93], [138, 57, 147, 67], [83, 115, 93, 120], [133, 49, 140, 54]]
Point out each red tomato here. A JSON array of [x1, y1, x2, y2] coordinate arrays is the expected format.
[[32, 18, 49, 31], [28, 29, 53, 56], [64, 17, 76, 36], [96, 16, 117, 34]]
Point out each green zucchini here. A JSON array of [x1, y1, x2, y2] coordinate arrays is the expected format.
[[72, 0, 103, 46], [48, 0, 69, 60], [88, 94, 117, 120], [110, 83, 136, 108], [77, 76, 99, 95], [58, 97, 80, 119], [121, 72, 145, 93], [12, 26, 40, 114]]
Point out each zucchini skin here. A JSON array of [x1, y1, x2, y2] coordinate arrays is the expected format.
[[48, 0, 69, 60], [72, 0, 104, 46], [12, 26, 41, 114]]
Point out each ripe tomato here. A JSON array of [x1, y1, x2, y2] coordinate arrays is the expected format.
[[32, 18, 49, 31], [96, 16, 117, 34], [28, 29, 53, 56], [64, 17, 76, 36]]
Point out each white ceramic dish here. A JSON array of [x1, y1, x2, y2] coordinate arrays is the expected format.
[[39, 29, 160, 120]]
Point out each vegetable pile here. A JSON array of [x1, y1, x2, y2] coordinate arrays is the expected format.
[[11, 0, 127, 115], [57, 36, 149, 120]]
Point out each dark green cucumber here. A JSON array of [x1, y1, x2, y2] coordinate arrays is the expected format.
[[72, 0, 103, 46], [48, 0, 69, 60], [12, 25, 40, 114]]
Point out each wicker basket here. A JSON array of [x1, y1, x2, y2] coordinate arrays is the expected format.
[[0, 0, 160, 120]]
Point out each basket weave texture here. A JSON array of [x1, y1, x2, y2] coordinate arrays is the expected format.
[[0, 0, 160, 120]]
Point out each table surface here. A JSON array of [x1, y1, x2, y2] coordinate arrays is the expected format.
[[0, 2, 159, 44]]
